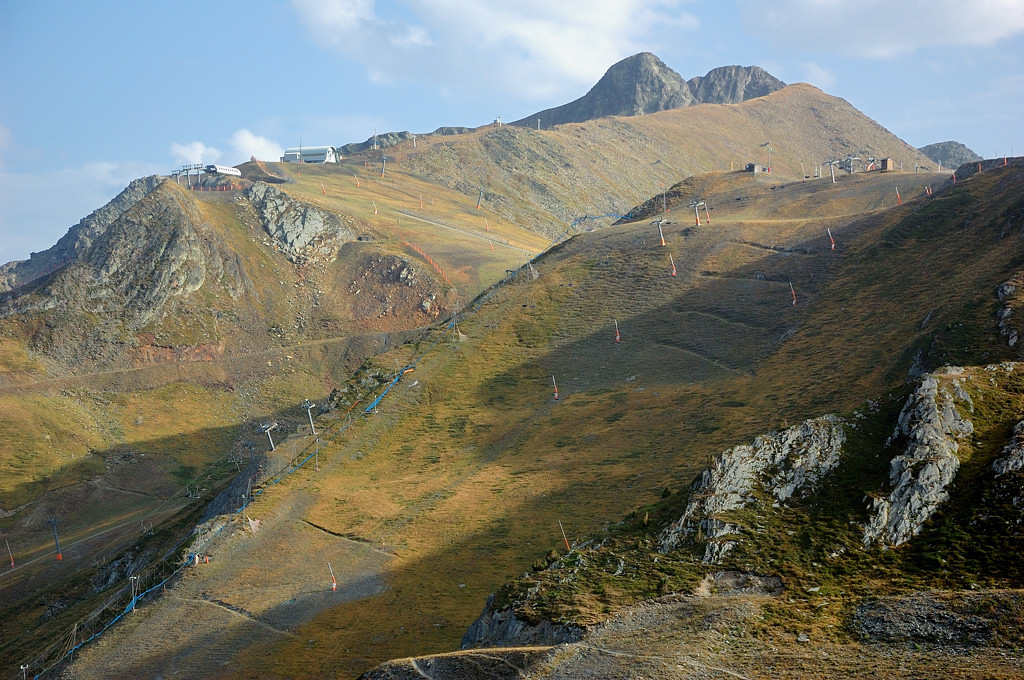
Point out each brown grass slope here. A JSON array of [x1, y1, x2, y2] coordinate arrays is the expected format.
[[54, 162, 1024, 679], [0, 162, 546, 675], [387, 83, 933, 237], [0, 85, 958, 677]]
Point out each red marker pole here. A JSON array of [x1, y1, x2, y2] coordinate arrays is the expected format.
[[321, 182, 326, 196], [790, 282, 797, 307], [328, 562, 337, 591], [827, 228, 835, 251], [658, 221, 666, 247], [558, 521, 571, 552], [895, 186, 901, 205], [614, 319, 620, 343], [670, 253, 677, 277], [551, 375, 558, 401], [703, 203, 711, 224]]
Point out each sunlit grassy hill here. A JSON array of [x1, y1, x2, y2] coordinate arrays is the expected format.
[[0, 80, 989, 680], [49, 159, 1024, 679], [379, 83, 933, 235]]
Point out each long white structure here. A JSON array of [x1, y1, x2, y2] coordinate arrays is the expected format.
[[281, 146, 339, 164], [204, 164, 242, 177]]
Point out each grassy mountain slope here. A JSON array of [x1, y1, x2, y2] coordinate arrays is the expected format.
[[376, 84, 933, 237], [51, 160, 1024, 679], [0, 82, 979, 678]]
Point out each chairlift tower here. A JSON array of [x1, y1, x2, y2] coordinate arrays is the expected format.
[[302, 399, 317, 436], [760, 142, 772, 172], [47, 517, 62, 561], [259, 422, 278, 451]]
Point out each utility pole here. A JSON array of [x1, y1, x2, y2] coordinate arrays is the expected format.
[[48, 517, 62, 561]]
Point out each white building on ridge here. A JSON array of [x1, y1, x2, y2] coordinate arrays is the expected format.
[[281, 146, 339, 164]]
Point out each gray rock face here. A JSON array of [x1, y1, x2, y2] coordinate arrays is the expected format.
[[854, 592, 1016, 646], [659, 415, 846, 562], [511, 53, 784, 128], [917, 141, 982, 169], [995, 275, 1024, 348], [863, 369, 974, 548], [246, 181, 354, 264], [0, 182, 253, 367], [0, 175, 164, 292], [338, 126, 471, 156], [688, 65, 786, 105], [993, 420, 1024, 476], [461, 594, 584, 650]]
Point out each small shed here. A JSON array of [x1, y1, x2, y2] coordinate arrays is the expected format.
[[880, 158, 895, 171], [745, 163, 766, 174]]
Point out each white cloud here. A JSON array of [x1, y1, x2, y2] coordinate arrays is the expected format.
[[796, 61, 836, 90], [0, 161, 162, 265], [290, 0, 698, 101], [169, 140, 221, 166], [739, 0, 1024, 58], [228, 129, 285, 164]]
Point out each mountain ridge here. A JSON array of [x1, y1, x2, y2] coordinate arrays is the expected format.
[[509, 53, 785, 127]]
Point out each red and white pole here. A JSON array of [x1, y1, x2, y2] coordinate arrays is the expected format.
[[790, 282, 797, 307], [614, 319, 620, 344], [670, 253, 677, 277], [551, 375, 558, 401], [328, 562, 337, 591], [827, 228, 835, 251], [558, 520, 571, 552]]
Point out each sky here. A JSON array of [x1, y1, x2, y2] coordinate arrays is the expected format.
[[1, 0, 1023, 264]]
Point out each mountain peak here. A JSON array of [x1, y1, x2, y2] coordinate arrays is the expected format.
[[511, 53, 785, 128]]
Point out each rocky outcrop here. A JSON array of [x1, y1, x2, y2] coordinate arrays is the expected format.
[[0, 181, 254, 367], [918, 141, 982, 170], [659, 415, 846, 562], [863, 369, 974, 548], [338, 126, 472, 156], [688, 65, 786, 105], [461, 594, 584, 649], [246, 181, 355, 264], [511, 53, 784, 128], [854, 591, 1024, 646], [995, 275, 1024, 348], [993, 420, 1024, 476], [0, 175, 165, 292]]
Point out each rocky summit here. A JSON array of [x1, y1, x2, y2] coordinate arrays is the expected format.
[[511, 52, 785, 127]]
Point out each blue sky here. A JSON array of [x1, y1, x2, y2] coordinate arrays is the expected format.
[[1, 0, 1022, 264]]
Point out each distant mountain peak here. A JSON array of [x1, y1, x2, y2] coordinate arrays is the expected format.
[[511, 53, 785, 128], [918, 141, 982, 169]]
